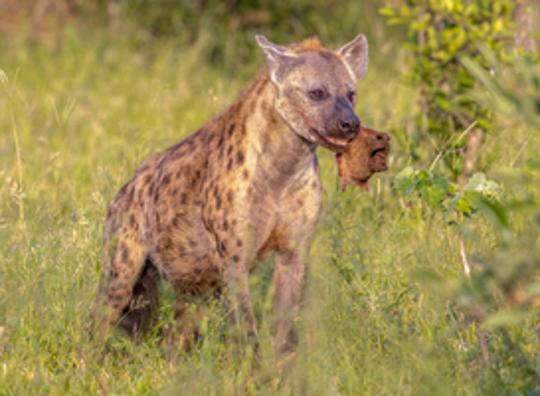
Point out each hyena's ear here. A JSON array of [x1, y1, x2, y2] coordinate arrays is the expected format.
[[337, 34, 368, 81], [255, 35, 302, 84]]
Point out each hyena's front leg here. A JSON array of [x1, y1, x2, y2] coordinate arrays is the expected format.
[[224, 254, 258, 341], [207, 202, 259, 345], [270, 248, 307, 355]]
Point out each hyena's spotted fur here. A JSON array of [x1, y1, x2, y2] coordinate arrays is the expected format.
[[93, 34, 369, 354]]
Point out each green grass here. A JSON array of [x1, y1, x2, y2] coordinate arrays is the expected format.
[[0, 30, 538, 395]]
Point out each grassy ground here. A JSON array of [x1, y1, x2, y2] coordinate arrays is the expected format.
[[0, 30, 538, 395]]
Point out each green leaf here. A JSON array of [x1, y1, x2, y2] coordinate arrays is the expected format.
[[394, 166, 418, 196], [464, 173, 502, 199], [421, 184, 447, 208], [431, 173, 450, 191], [476, 197, 512, 242], [378, 7, 396, 17], [455, 195, 473, 214]]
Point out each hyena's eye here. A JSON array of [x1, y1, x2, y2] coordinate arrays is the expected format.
[[308, 88, 327, 101], [347, 91, 356, 103]]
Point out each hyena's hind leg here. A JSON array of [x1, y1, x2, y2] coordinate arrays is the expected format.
[[119, 259, 161, 338]]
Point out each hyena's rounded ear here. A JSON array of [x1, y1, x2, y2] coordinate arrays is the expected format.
[[255, 35, 301, 84], [337, 34, 368, 81]]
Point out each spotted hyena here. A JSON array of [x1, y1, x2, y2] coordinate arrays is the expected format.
[[93, 34, 369, 354]]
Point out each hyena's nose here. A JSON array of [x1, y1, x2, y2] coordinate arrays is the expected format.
[[338, 114, 360, 138]]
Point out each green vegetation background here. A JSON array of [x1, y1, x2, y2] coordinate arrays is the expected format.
[[0, 2, 538, 394]]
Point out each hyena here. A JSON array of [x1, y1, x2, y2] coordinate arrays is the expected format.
[[93, 34, 369, 354]]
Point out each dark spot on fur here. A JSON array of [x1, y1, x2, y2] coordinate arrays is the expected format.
[[181, 193, 188, 204], [223, 220, 229, 230], [129, 214, 137, 227], [226, 190, 234, 203], [227, 158, 233, 171], [232, 255, 240, 263], [175, 169, 182, 179], [217, 135, 225, 149], [121, 245, 129, 263], [236, 151, 245, 165], [242, 169, 249, 179], [227, 145, 233, 157], [118, 182, 129, 196], [188, 240, 197, 248], [163, 236, 173, 250], [169, 141, 184, 153], [217, 241, 227, 256], [253, 79, 267, 96], [137, 164, 149, 174], [127, 186, 135, 204], [162, 174, 171, 186], [236, 239, 243, 247], [227, 123, 235, 137], [260, 100, 270, 112], [143, 174, 151, 185], [318, 51, 333, 61], [110, 291, 125, 302]]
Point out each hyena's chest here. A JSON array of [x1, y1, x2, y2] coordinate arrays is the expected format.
[[248, 171, 322, 261]]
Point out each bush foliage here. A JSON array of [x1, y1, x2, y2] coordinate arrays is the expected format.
[[380, 0, 517, 177]]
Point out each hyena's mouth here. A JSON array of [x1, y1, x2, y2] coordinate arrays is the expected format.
[[310, 128, 351, 152]]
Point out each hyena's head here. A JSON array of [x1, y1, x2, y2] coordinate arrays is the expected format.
[[256, 34, 368, 153]]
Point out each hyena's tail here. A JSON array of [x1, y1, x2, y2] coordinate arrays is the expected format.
[[118, 259, 160, 338], [90, 197, 161, 341]]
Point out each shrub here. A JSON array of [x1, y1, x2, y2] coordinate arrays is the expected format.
[[380, 0, 517, 180]]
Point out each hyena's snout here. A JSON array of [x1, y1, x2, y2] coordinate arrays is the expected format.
[[329, 103, 360, 143], [337, 108, 360, 140], [318, 105, 361, 152]]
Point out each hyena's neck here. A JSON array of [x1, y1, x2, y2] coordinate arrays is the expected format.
[[220, 71, 316, 185]]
